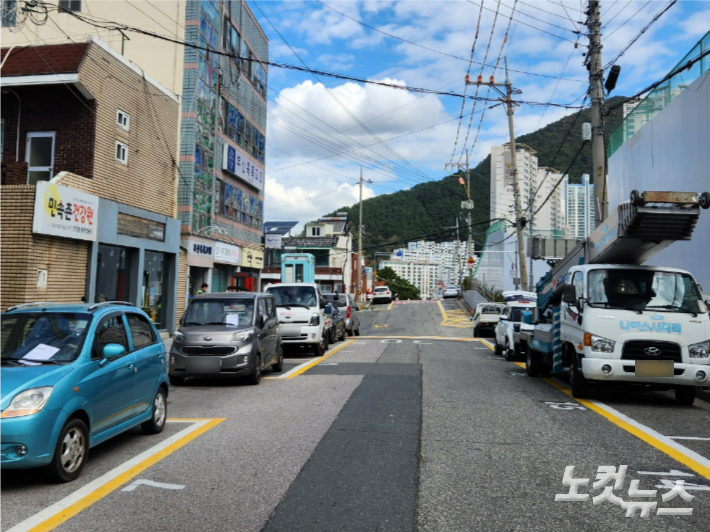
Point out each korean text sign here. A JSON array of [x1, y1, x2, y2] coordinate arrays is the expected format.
[[222, 143, 264, 192], [32, 182, 99, 241]]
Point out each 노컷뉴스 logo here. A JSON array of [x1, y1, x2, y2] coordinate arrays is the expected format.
[[555, 466, 694, 517]]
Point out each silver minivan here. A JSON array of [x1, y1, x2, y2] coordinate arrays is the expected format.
[[323, 293, 360, 336], [169, 292, 282, 385]]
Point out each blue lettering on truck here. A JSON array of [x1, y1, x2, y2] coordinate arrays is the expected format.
[[619, 321, 681, 334]]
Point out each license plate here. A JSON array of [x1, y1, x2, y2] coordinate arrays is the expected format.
[[635, 360, 674, 378], [185, 357, 221, 373]]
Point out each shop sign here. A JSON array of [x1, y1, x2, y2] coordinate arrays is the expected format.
[[32, 182, 99, 241], [189, 242, 213, 256], [214, 241, 241, 264], [222, 142, 264, 192], [265, 234, 282, 249]]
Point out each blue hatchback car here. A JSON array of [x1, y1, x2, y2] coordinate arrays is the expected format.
[[1, 301, 168, 482]]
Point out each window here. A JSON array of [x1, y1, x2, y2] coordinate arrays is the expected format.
[[257, 298, 267, 319], [59, 0, 81, 12], [94, 314, 129, 359], [116, 110, 130, 131], [126, 314, 157, 349], [26, 132, 55, 185], [115, 141, 128, 165], [1, 0, 16, 27], [311, 227, 321, 236]]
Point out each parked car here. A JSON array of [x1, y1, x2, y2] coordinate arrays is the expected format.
[[170, 292, 282, 385], [494, 304, 538, 361], [443, 286, 460, 298], [472, 303, 506, 337], [265, 283, 329, 356], [324, 303, 346, 343], [323, 293, 360, 336], [372, 286, 393, 304], [1, 301, 168, 482]]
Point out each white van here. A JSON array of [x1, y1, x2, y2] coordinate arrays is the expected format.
[[265, 283, 330, 356], [472, 303, 506, 338]]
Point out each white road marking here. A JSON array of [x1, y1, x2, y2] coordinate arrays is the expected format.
[[588, 400, 710, 473], [544, 401, 586, 410], [655, 478, 710, 490], [669, 437, 710, 441], [5, 420, 211, 532], [638, 470, 696, 477], [121, 479, 185, 492]]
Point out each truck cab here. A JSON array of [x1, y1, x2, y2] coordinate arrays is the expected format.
[[560, 264, 710, 402]]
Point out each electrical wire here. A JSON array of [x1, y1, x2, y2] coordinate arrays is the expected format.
[[603, 0, 652, 42], [533, 140, 588, 217]]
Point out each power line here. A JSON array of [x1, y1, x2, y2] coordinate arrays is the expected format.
[[603, 0, 677, 71], [534, 140, 588, 217], [603, 0, 652, 41]]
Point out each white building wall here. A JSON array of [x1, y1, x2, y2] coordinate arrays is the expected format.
[[608, 70, 710, 289], [490, 144, 538, 225]]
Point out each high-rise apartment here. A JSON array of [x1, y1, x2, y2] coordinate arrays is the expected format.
[[562, 174, 595, 239], [489, 143, 538, 228]]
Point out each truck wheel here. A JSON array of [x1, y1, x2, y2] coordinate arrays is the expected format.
[[473, 327, 479, 338], [504, 339, 515, 361], [699, 192, 710, 209], [526, 346, 540, 377], [675, 386, 695, 406], [494, 341, 502, 357], [570, 354, 589, 399]]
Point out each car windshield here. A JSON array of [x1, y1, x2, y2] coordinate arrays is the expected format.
[[183, 299, 254, 326], [267, 286, 318, 307], [1, 312, 92, 365], [587, 269, 705, 313]]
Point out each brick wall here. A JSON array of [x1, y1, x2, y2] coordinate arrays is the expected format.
[[0, 86, 96, 183], [61, 42, 180, 218], [1, 161, 28, 186], [0, 186, 89, 311]]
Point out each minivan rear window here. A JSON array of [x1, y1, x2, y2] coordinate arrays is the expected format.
[[324, 294, 347, 306]]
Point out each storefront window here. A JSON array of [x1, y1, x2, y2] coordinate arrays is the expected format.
[[143, 251, 169, 329], [95, 245, 133, 303]]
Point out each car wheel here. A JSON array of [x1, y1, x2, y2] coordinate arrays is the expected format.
[[526, 346, 540, 377], [248, 355, 262, 385], [504, 339, 515, 361], [570, 353, 589, 399], [675, 386, 695, 406], [339, 326, 345, 341], [141, 388, 167, 435], [272, 345, 284, 373], [169, 375, 184, 386], [312, 334, 327, 356], [354, 328, 360, 336], [47, 418, 89, 483]]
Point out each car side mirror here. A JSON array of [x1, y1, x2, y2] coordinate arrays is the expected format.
[[320, 299, 327, 309], [102, 343, 126, 360], [562, 284, 577, 304], [260, 313, 269, 327]]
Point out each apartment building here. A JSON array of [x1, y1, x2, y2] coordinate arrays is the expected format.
[[388, 240, 469, 294], [379, 260, 439, 299], [489, 143, 538, 227], [0, 39, 181, 331], [532, 167, 566, 236], [562, 174, 595, 239]]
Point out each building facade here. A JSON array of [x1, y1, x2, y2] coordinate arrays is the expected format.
[[490, 143, 538, 227], [379, 260, 439, 299], [261, 214, 354, 294], [532, 167, 566, 236], [388, 240, 469, 294], [562, 174, 594, 239], [0, 39, 181, 331], [177, 0, 268, 318]]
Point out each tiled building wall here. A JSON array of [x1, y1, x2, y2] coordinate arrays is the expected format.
[[65, 43, 180, 218], [0, 186, 89, 311]]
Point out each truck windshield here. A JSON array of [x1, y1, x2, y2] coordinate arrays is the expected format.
[[267, 286, 317, 307], [587, 269, 705, 313]]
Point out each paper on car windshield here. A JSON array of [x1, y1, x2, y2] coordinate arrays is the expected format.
[[225, 314, 239, 327], [21, 343, 60, 364]]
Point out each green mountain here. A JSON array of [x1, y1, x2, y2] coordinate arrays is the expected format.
[[327, 96, 627, 258]]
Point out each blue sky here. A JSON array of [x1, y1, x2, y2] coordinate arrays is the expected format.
[[250, 0, 710, 228]]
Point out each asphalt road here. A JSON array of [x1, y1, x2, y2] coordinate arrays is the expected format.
[[3, 298, 710, 531]]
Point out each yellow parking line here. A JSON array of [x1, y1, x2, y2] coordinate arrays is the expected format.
[[509, 362, 710, 480], [15, 418, 224, 532], [284, 340, 355, 379]]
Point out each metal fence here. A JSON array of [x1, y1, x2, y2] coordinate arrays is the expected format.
[[608, 30, 709, 158]]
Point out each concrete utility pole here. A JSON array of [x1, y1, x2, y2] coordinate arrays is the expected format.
[[587, 0, 608, 227], [466, 61, 528, 291], [356, 167, 364, 300], [445, 149, 474, 285]]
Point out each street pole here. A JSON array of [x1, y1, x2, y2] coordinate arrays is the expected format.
[[465, 61, 528, 291], [587, 0, 607, 227], [356, 167, 363, 301], [465, 149, 473, 286]]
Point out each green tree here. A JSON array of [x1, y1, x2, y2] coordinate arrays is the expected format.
[[376, 267, 421, 300]]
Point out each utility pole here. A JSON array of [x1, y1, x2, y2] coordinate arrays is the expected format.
[[356, 167, 364, 301], [465, 61, 528, 291], [445, 151, 474, 286], [587, 0, 607, 227]]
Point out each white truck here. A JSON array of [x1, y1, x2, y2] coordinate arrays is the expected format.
[[518, 190, 710, 405]]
